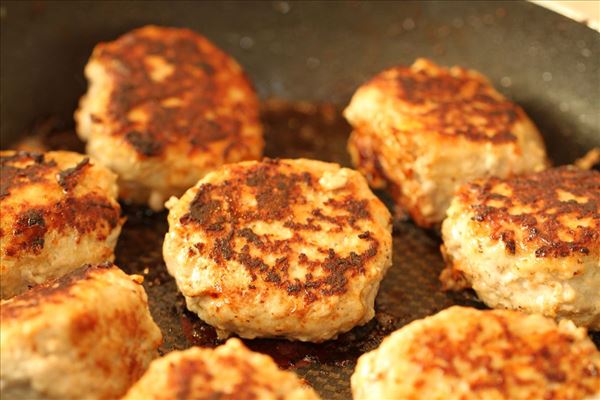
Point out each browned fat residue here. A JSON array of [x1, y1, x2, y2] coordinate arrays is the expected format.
[[260, 100, 352, 164], [375, 63, 519, 143], [180, 159, 380, 301], [408, 312, 598, 396], [95, 27, 259, 157], [0, 151, 57, 198], [349, 130, 388, 189], [3, 194, 120, 257], [57, 157, 91, 191], [0, 263, 113, 319], [467, 167, 600, 258]]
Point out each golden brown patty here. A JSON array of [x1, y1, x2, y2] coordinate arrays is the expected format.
[[76, 25, 263, 209], [0, 150, 122, 299], [441, 167, 600, 329], [362, 61, 523, 142], [123, 338, 320, 400], [352, 306, 600, 400], [457, 166, 599, 258], [345, 58, 548, 227], [1, 263, 162, 400], [164, 158, 392, 341]]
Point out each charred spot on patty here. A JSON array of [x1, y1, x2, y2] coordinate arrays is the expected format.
[[6, 209, 47, 256], [57, 158, 91, 191], [3, 194, 120, 258], [375, 63, 520, 143], [466, 167, 600, 258], [0, 263, 114, 319], [93, 27, 257, 157], [178, 159, 383, 300], [1, 151, 58, 198], [125, 131, 164, 157]]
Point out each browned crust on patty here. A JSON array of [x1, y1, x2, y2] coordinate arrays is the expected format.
[[405, 310, 599, 396], [0, 263, 115, 320], [460, 166, 600, 258], [2, 194, 121, 257], [57, 157, 91, 191], [347, 130, 388, 190], [367, 60, 522, 143], [0, 151, 121, 258], [90, 25, 260, 158], [1, 152, 57, 198], [128, 340, 316, 400], [179, 159, 381, 304], [165, 353, 272, 400]]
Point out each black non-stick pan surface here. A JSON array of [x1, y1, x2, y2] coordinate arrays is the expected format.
[[1, 1, 599, 399]]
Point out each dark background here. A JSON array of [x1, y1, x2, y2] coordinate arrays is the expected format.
[[1, 1, 599, 162]]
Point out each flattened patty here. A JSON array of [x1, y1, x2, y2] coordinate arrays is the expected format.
[[352, 307, 600, 400], [345, 58, 548, 227], [123, 338, 320, 400], [164, 158, 392, 341], [1, 263, 162, 400], [82, 25, 260, 157], [441, 167, 600, 329], [76, 25, 263, 209]]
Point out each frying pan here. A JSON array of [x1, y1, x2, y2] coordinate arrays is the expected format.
[[1, 1, 599, 398]]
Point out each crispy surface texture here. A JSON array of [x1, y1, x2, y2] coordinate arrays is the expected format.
[[345, 58, 548, 227], [352, 306, 600, 400], [164, 158, 392, 342], [441, 167, 600, 329], [123, 338, 320, 400], [0, 150, 123, 299], [75, 25, 263, 210], [0, 263, 162, 400]]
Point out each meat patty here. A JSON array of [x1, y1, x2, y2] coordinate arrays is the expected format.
[[75, 25, 263, 210], [351, 306, 600, 400], [0, 150, 123, 299], [440, 166, 600, 329], [163, 158, 392, 342], [0, 263, 162, 400], [122, 338, 320, 400], [344, 58, 549, 227]]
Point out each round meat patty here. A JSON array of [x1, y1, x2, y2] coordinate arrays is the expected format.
[[163, 158, 393, 342], [345, 58, 549, 228], [122, 338, 320, 400], [352, 306, 600, 400], [0, 263, 162, 400], [441, 166, 600, 329], [0, 150, 123, 299], [75, 25, 263, 210]]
